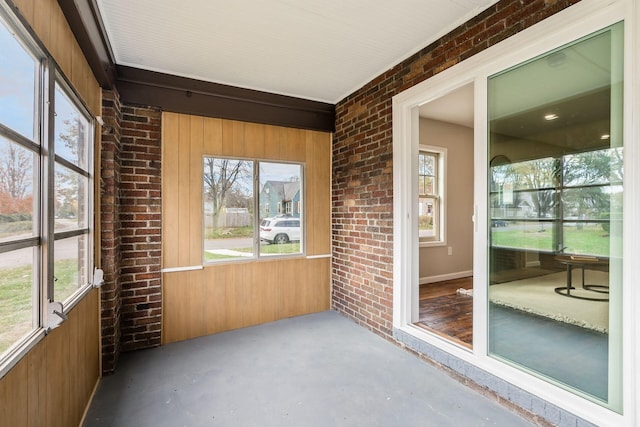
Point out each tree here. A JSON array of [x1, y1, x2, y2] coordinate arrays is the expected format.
[[0, 143, 31, 199], [54, 115, 87, 221], [203, 158, 252, 219], [514, 158, 559, 220]]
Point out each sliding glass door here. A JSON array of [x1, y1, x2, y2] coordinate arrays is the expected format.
[[487, 22, 623, 410]]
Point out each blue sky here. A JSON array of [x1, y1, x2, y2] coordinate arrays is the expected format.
[[0, 19, 36, 140], [1, 18, 87, 168]]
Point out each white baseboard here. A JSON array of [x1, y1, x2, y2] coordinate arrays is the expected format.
[[526, 261, 541, 268], [419, 270, 473, 285]]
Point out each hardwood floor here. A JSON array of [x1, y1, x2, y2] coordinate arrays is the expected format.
[[417, 277, 473, 348]]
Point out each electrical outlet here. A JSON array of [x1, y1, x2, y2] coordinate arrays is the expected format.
[[447, 246, 453, 256]]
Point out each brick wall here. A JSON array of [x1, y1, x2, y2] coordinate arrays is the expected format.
[[100, 92, 163, 369], [119, 105, 163, 352], [100, 89, 123, 373], [331, 0, 580, 337]]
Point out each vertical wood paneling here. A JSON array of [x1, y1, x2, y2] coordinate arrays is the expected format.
[[187, 269, 205, 338], [0, 290, 100, 426], [189, 116, 204, 265], [67, 307, 80, 425], [27, 341, 46, 426], [85, 285, 100, 401], [161, 273, 180, 343], [12, 0, 34, 24], [203, 265, 226, 335], [245, 122, 265, 159], [162, 113, 331, 344], [33, 0, 52, 44], [264, 125, 282, 160], [2, 358, 28, 425], [162, 113, 180, 268], [177, 114, 191, 267], [221, 120, 235, 157], [306, 131, 332, 255], [282, 127, 306, 162], [203, 117, 223, 154], [0, 2, 101, 426], [55, 15, 73, 83], [71, 43, 88, 104]]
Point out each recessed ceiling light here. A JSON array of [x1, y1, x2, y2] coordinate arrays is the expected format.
[[601, 134, 610, 140], [544, 114, 559, 121]]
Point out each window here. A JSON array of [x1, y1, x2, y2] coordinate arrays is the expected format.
[[0, 6, 94, 371], [203, 158, 303, 262], [487, 22, 623, 409], [419, 146, 445, 244], [394, 3, 631, 423], [489, 150, 622, 255]]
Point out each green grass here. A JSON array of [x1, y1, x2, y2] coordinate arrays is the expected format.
[[260, 243, 300, 255], [203, 243, 301, 262], [0, 259, 77, 355], [491, 223, 611, 256], [204, 226, 254, 239]]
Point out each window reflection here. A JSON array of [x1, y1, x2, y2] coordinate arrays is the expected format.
[[487, 23, 623, 408]]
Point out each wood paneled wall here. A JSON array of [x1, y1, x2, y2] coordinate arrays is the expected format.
[[0, 290, 100, 426], [1, 0, 102, 425], [162, 112, 332, 344]]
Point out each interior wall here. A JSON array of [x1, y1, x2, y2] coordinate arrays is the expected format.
[[161, 113, 332, 344], [419, 118, 474, 280], [0, 0, 102, 424]]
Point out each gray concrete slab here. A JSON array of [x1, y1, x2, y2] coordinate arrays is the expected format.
[[84, 311, 534, 427]]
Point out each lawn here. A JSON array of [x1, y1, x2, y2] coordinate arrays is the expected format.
[[204, 226, 254, 239], [203, 242, 301, 261], [491, 223, 610, 256], [0, 259, 77, 354]]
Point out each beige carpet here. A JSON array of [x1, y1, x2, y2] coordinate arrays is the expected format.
[[490, 270, 609, 333]]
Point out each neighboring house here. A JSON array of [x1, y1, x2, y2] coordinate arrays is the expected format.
[[259, 180, 301, 219]]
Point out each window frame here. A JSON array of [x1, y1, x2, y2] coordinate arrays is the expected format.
[[202, 156, 305, 264], [393, 1, 634, 425], [0, 3, 95, 378], [419, 145, 447, 247]]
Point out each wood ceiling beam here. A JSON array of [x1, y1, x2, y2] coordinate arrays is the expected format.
[[117, 66, 335, 132], [57, 0, 117, 88], [57, 1, 335, 132]]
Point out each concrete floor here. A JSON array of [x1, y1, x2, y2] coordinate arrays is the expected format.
[[84, 311, 533, 427]]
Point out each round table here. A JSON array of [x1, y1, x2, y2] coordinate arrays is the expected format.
[[554, 255, 609, 302]]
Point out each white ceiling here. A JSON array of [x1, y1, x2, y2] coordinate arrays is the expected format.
[[419, 83, 474, 128], [95, 0, 499, 104]]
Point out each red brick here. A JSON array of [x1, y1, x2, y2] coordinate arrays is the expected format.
[[332, 0, 578, 340]]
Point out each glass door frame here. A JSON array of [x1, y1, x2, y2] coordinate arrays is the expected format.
[[392, 0, 637, 425]]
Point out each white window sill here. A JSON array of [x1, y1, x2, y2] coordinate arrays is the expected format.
[[419, 240, 446, 248]]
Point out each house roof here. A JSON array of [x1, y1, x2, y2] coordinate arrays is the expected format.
[[264, 180, 300, 201]]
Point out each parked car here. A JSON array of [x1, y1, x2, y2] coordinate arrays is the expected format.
[[491, 219, 508, 227], [260, 217, 301, 244]]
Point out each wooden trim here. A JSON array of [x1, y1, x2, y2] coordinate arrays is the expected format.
[[118, 66, 336, 132], [56, 0, 116, 88]]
